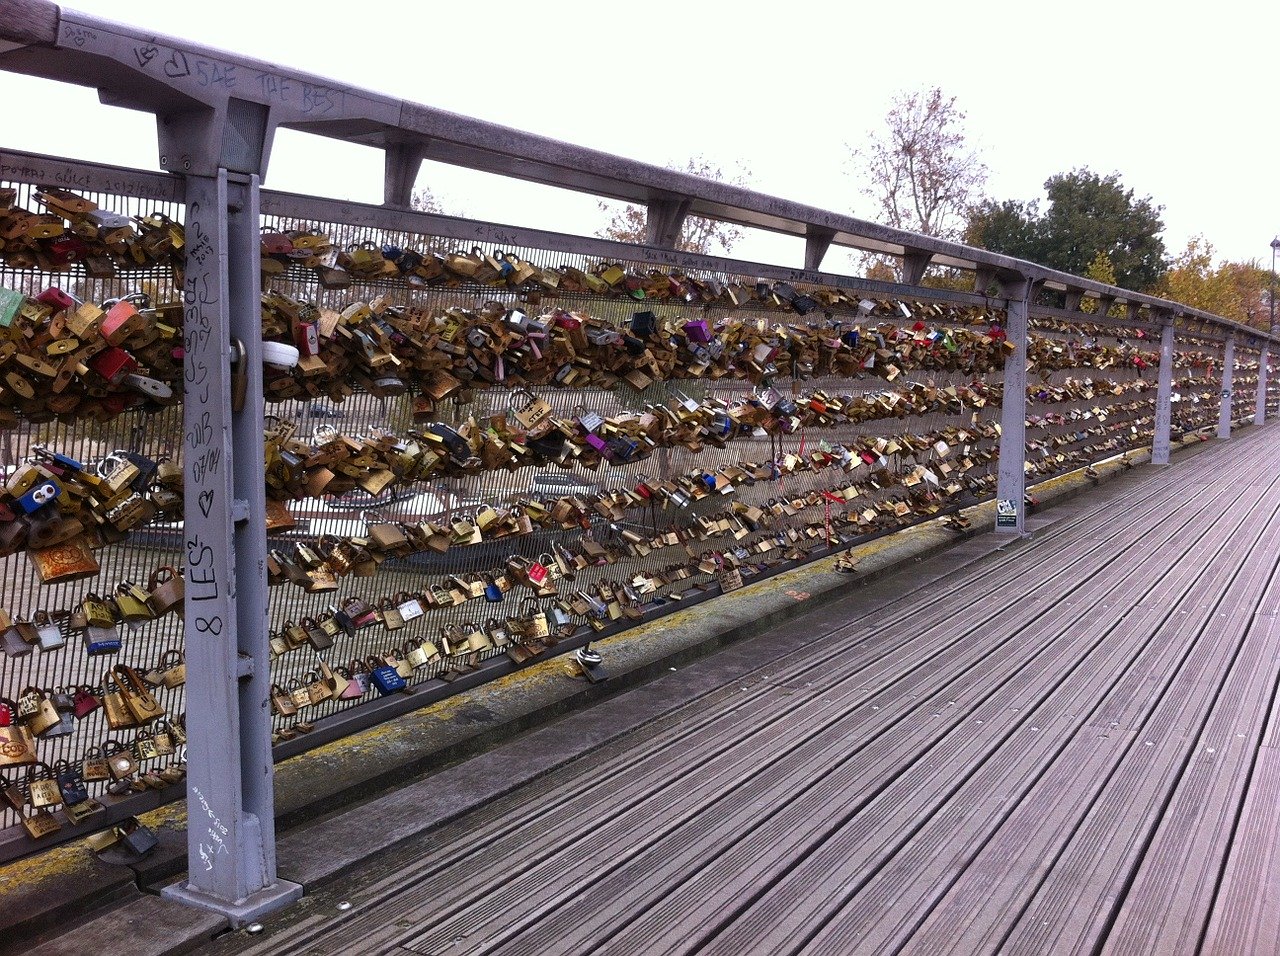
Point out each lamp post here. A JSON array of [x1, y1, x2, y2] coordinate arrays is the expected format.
[[1272, 237, 1280, 335], [1259, 238, 1280, 426]]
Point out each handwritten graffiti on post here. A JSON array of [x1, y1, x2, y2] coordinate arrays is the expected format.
[[182, 199, 225, 641]]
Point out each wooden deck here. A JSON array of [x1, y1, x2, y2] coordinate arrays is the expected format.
[[223, 430, 1280, 956]]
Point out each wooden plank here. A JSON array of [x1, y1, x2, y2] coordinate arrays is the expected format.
[[1199, 747, 1280, 956], [1098, 617, 1280, 954]]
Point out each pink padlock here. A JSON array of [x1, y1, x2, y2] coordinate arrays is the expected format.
[[36, 287, 76, 312]]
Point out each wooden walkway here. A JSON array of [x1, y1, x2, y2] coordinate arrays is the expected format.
[[223, 429, 1280, 956]]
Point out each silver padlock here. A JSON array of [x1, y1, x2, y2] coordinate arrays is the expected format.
[[34, 612, 65, 651]]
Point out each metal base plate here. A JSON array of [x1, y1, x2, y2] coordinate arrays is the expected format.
[[162, 879, 303, 929]]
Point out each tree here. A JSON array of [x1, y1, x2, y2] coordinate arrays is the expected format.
[[963, 199, 1043, 262], [1157, 237, 1268, 328], [852, 87, 987, 240], [965, 168, 1167, 292], [410, 188, 447, 215], [596, 157, 751, 255]]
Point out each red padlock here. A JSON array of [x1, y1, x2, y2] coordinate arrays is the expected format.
[[99, 394, 134, 417], [36, 287, 77, 312], [88, 346, 138, 384], [294, 319, 319, 357], [100, 300, 145, 346], [527, 560, 549, 586], [46, 235, 90, 267]]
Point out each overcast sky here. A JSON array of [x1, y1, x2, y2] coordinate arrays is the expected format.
[[3, 0, 1278, 279]]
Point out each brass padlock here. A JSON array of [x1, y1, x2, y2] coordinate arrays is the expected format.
[[81, 593, 116, 630], [114, 582, 154, 623], [27, 763, 62, 808]]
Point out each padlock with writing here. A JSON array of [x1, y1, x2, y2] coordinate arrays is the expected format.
[[84, 624, 122, 655], [81, 746, 110, 782], [27, 763, 62, 808]]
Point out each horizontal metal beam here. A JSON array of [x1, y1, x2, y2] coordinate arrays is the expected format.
[[0, 146, 1001, 311], [0, 1, 1270, 344]]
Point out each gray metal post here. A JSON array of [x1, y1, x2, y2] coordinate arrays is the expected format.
[[1152, 317, 1175, 465], [1257, 343, 1270, 426], [161, 171, 301, 925], [1218, 334, 1236, 439], [995, 277, 1032, 535]]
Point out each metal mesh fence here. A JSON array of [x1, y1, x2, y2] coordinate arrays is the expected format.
[[0, 163, 1256, 852]]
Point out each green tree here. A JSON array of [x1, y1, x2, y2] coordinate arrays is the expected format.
[[853, 86, 987, 240], [963, 199, 1043, 262], [966, 168, 1167, 291], [597, 156, 751, 255], [1157, 237, 1268, 328]]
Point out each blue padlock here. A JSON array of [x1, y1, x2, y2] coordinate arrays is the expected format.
[[17, 478, 61, 514], [484, 576, 504, 603], [83, 626, 123, 655]]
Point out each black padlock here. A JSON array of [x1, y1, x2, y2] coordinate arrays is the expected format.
[[116, 819, 159, 856], [630, 311, 657, 337], [55, 760, 89, 806]]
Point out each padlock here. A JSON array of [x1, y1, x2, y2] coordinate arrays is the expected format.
[[27, 763, 62, 808], [81, 593, 116, 629], [84, 625, 123, 655], [158, 650, 186, 688], [81, 746, 110, 782], [16, 477, 61, 514], [22, 808, 60, 840], [72, 686, 101, 719], [368, 656, 408, 695], [380, 597, 405, 631], [116, 819, 159, 857], [114, 582, 154, 623], [301, 617, 333, 651], [21, 688, 60, 737], [30, 611, 64, 651], [270, 683, 298, 717], [99, 299, 146, 346], [397, 592, 425, 622], [483, 575, 504, 603], [133, 731, 160, 761], [522, 599, 550, 639], [87, 346, 138, 384], [288, 677, 313, 710], [406, 639, 431, 670], [2, 620, 35, 658]]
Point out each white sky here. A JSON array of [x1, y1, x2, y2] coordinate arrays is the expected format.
[[3, 0, 1278, 278]]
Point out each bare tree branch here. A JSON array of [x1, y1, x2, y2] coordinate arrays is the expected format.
[[852, 87, 987, 241], [596, 156, 752, 255]]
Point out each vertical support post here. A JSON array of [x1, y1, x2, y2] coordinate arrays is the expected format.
[[804, 226, 835, 272], [901, 248, 933, 286], [995, 277, 1032, 535], [384, 141, 428, 208], [162, 171, 301, 926], [1152, 317, 1175, 465], [1218, 333, 1236, 439], [1256, 342, 1269, 426], [645, 197, 691, 249]]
